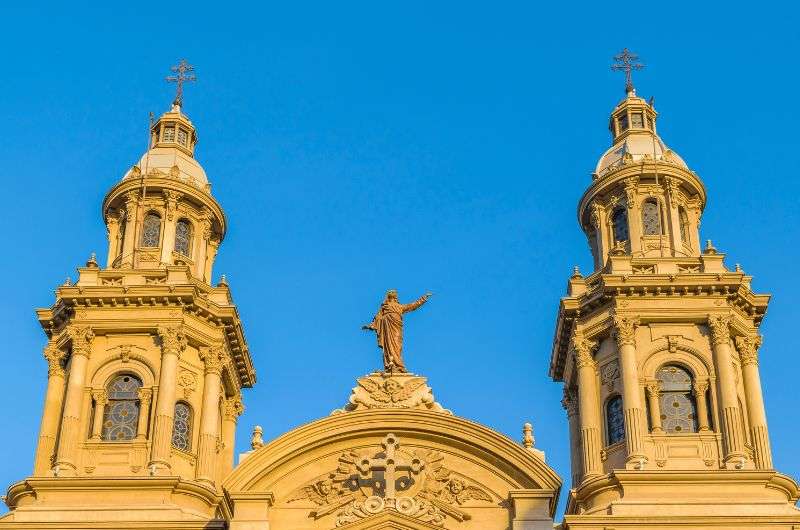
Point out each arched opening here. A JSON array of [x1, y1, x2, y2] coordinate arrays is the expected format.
[[140, 212, 162, 247], [174, 219, 192, 257], [605, 395, 625, 445], [655, 365, 698, 434], [171, 401, 193, 451], [611, 207, 629, 245], [101, 374, 142, 441], [641, 199, 662, 236]]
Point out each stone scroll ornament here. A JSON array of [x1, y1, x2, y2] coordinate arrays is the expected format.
[[332, 372, 451, 415], [286, 434, 492, 527], [362, 290, 431, 373]]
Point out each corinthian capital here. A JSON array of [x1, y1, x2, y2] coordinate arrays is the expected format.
[[68, 326, 94, 358], [735, 335, 762, 366], [707, 314, 732, 346], [199, 344, 227, 375], [561, 387, 578, 417], [43, 345, 66, 377], [693, 379, 709, 396], [223, 396, 245, 421], [571, 329, 597, 369], [157, 325, 187, 357], [613, 315, 639, 347]]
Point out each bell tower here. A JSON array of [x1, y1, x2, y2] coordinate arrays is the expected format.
[[549, 53, 800, 528], [2, 62, 256, 528]]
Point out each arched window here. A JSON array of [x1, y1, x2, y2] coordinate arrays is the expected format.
[[101, 374, 142, 441], [171, 402, 193, 451], [141, 212, 161, 247], [656, 365, 698, 434], [606, 395, 625, 445], [679, 206, 690, 245], [174, 219, 192, 256], [611, 208, 629, 244], [642, 200, 662, 235]]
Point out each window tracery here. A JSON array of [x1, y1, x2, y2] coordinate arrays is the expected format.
[[141, 212, 161, 247], [642, 199, 661, 235], [101, 374, 142, 441], [606, 395, 625, 445], [174, 219, 192, 256], [656, 365, 698, 434], [171, 401, 192, 451], [611, 207, 629, 243]]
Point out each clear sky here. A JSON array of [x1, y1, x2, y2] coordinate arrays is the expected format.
[[1, 1, 799, 517]]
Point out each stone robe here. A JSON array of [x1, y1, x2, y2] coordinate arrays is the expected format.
[[367, 295, 428, 372]]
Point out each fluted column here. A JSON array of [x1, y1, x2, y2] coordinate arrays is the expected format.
[[645, 382, 663, 433], [613, 316, 647, 465], [54, 326, 94, 475], [90, 390, 108, 440], [149, 325, 186, 470], [561, 387, 582, 486], [693, 379, 711, 432], [120, 192, 139, 267], [736, 335, 772, 469], [136, 388, 153, 441], [221, 396, 244, 478], [33, 344, 67, 475], [196, 344, 226, 483], [572, 330, 602, 478], [708, 314, 747, 465]]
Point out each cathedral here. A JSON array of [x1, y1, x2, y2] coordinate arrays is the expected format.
[[2, 56, 800, 530]]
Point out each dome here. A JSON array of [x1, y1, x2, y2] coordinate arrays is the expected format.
[[595, 133, 688, 176]]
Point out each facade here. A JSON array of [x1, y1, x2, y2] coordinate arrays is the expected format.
[[0, 73, 799, 530], [549, 85, 800, 528]]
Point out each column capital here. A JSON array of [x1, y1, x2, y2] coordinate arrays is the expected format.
[[199, 344, 227, 375], [157, 325, 187, 357], [123, 190, 140, 208], [137, 387, 153, 404], [693, 379, 710, 395], [613, 315, 640, 347], [571, 329, 597, 369], [561, 387, 579, 417], [735, 335, 762, 366], [707, 314, 732, 345], [645, 381, 660, 398], [43, 345, 66, 377], [223, 396, 245, 421], [91, 389, 108, 405], [68, 326, 94, 358]]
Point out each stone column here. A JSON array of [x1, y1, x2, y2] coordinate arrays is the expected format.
[[220, 396, 244, 478], [561, 387, 582, 486], [105, 215, 120, 268], [90, 390, 108, 440], [196, 344, 226, 483], [735, 335, 772, 469], [205, 237, 220, 283], [645, 382, 663, 432], [33, 344, 67, 476], [572, 330, 602, 478], [194, 213, 212, 281], [693, 379, 711, 432], [613, 316, 647, 465], [120, 192, 139, 267], [708, 314, 747, 465], [663, 177, 681, 253], [159, 191, 182, 265], [54, 326, 94, 475], [624, 177, 641, 254], [136, 388, 153, 441], [149, 325, 186, 470]]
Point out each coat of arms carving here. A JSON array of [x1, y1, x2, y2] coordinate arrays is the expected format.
[[286, 434, 492, 527]]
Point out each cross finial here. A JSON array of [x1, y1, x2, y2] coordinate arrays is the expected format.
[[166, 59, 196, 108], [611, 48, 645, 94]]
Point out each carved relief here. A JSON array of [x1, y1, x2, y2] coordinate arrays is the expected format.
[[707, 314, 732, 346], [286, 434, 492, 527], [613, 316, 639, 347], [43, 345, 66, 377], [571, 329, 597, 370], [68, 326, 95, 358], [334, 373, 449, 414], [735, 335, 762, 366], [199, 344, 227, 375], [157, 325, 187, 357], [178, 369, 198, 398], [600, 360, 620, 391]]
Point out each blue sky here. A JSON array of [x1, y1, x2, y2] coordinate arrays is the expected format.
[[1, 1, 799, 516]]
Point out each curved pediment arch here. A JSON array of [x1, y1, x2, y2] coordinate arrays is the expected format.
[[223, 409, 560, 529]]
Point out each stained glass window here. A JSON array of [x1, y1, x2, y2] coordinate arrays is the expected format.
[[612, 208, 629, 244], [174, 220, 192, 256], [162, 126, 175, 142], [177, 128, 188, 146], [679, 207, 690, 244], [171, 402, 192, 451], [606, 395, 625, 445], [656, 365, 698, 434], [101, 375, 142, 441], [141, 213, 161, 247], [642, 200, 662, 235]]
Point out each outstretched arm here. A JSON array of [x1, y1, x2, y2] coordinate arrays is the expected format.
[[402, 292, 432, 313], [362, 315, 378, 331]]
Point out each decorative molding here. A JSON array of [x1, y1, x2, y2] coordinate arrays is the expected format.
[[286, 434, 492, 527], [334, 373, 449, 415]]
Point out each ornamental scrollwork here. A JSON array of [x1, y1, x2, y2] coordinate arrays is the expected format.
[[286, 434, 493, 527], [707, 314, 732, 346], [735, 335, 762, 366], [333, 373, 449, 414], [613, 315, 639, 347], [157, 325, 187, 357]]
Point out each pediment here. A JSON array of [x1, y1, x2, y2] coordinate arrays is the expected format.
[[338, 509, 444, 529]]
